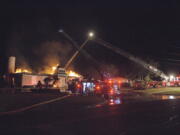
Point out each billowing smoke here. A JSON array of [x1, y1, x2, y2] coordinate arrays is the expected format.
[[7, 30, 32, 72], [5, 16, 78, 74], [33, 40, 73, 73], [7, 28, 74, 73]]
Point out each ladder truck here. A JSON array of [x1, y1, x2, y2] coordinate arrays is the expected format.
[[93, 38, 167, 79], [54, 31, 168, 90], [57, 31, 168, 80], [91, 38, 168, 89]]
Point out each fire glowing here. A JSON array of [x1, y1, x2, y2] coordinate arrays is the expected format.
[[67, 70, 81, 77], [53, 84, 57, 88], [52, 66, 57, 71], [15, 68, 32, 73], [40, 64, 59, 74], [49, 66, 57, 74], [15, 66, 82, 78]]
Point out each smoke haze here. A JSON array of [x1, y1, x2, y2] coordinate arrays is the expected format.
[[6, 23, 74, 73], [33, 40, 73, 73]]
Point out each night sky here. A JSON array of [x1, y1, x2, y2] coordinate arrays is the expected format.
[[0, 0, 178, 78]]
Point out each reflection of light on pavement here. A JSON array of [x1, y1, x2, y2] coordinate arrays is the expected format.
[[114, 98, 121, 104], [109, 98, 121, 106], [95, 104, 102, 107], [109, 99, 115, 105], [161, 95, 175, 100], [169, 95, 175, 99], [162, 95, 169, 100], [109, 102, 114, 105]]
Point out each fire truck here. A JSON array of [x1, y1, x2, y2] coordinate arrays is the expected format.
[[165, 75, 180, 87]]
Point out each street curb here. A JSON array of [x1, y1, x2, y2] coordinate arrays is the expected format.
[[0, 95, 70, 116]]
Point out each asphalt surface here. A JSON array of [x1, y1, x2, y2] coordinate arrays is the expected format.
[[0, 93, 68, 112], [1, 93, 180, 135]]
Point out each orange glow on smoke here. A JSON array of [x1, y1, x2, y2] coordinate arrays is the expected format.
[[41, 64, 59, 74], [15, 68, 32, 73]]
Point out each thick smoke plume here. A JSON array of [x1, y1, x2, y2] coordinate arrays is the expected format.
[[33, 40, 73, 73], [7, 30, 32, 72], [7, 31, 74, 73]]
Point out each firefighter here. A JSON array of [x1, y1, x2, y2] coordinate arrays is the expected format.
[[37, 81, 43, 89]]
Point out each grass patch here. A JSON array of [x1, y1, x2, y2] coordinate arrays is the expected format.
[[135, 87, 180, 95], [154, 90, 180, 95]]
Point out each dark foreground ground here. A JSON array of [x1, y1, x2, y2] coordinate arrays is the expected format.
[[0, 92, 180, 135], [0, 92, 67, 112]]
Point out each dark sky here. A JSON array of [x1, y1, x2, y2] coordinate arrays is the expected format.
[[0, 0, 178, 77]]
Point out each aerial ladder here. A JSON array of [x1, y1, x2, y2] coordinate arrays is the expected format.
[[54, 30, 94, 75], [93, 38, 167, 79], [56, 31, 168, 80], [59, 30, 104, 79]]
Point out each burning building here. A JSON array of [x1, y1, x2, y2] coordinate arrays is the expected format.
[[7, 56, 83, 91]]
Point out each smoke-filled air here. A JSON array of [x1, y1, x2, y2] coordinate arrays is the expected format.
[[7, 29, 74, 74]]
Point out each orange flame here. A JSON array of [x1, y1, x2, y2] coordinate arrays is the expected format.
[[40, 64, 59, 74], [15, 68, 32, 73], [67, 70, 81, 77]]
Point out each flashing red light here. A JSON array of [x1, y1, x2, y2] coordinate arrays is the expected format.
[[108, 80, 112, 84], [118, 80, 121, 84], [96, 85, 100, 90], [110, 89, 114, 94], [77, 84, 81, 88]]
